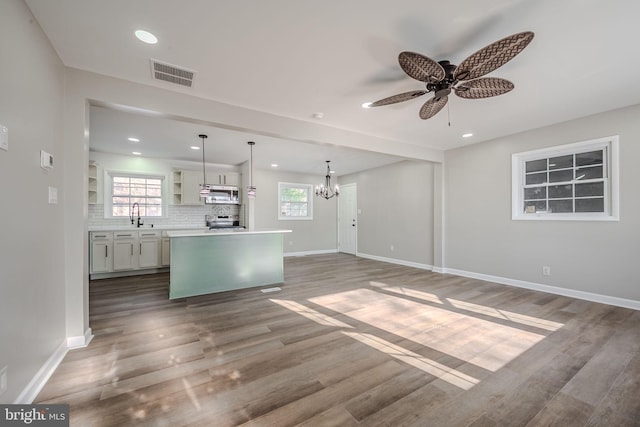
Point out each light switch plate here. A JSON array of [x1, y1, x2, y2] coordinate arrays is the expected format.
[[48, 186, 58, 204], [0, 124, 8, 151]]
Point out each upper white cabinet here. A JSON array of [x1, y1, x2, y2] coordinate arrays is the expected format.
[[173, 170, 205, 205], [172, 169, 241, 204], [213, 171, 240, 186], [182, 170, 206, 205], [88, 162, 99, 204]]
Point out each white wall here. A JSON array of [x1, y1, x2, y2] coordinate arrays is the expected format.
[[339, 160, 436, 267], [252, 168, 338, 254], [445, 104, 640, 303], [0, 0, 67, 403]]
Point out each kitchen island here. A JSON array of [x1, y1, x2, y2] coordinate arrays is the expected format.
[[165, 228, 292, 299]]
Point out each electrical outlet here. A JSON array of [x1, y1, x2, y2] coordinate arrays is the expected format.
[[390, 244, 394, 252], [0, 365, 7, 395], [542, 266, 551, 276]]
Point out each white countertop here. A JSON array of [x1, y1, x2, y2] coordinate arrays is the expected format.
[[166, 228, 292, 238], [89, 225, 209, 232]]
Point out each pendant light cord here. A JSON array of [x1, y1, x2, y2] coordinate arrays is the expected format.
[[249, 142, 253, 187], [199, 134, 208, 188]]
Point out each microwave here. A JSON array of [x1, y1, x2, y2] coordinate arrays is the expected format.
[[204, 185, 240, 204]]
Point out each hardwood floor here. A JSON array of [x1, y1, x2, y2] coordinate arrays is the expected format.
[[35, 254, 640, 426]]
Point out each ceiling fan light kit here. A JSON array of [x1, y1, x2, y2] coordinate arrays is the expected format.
[[368, 31, 535, 120]]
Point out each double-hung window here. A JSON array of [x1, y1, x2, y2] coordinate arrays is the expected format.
[[278, 182, 313, 220], [108, 173, 164, 217], [512, 136, 619, 221]]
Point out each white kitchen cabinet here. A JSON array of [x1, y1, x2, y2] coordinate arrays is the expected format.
[[172, 169, 241, 205], [113, 231, 138, 271], [90, 232, 112, 273], [181, 170, 205, 205], [213, 171, 240, 186], [161, 237, 171, 266], [139, 230, 161, 268]]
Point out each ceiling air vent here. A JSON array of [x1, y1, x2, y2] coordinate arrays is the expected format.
[[150, 59, 196, 87]]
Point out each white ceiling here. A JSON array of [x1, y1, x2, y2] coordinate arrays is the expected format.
[[25, 0, 640, 174], [88, 104, 407, 175]]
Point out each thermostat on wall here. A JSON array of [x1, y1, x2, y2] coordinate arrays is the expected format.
[[41, 150, 54, 169]]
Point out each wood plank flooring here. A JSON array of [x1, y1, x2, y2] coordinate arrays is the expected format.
[[35, 254, 640, 426]]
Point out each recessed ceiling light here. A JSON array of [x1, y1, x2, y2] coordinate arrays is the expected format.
[[312, 112, 324, 119], [128, 137, 140, 142], [132, 151, 142, 156], [361, 102, 373, 109], [134, 30, 158, 44], [271, 164, 279, 168], [190, 146, 201, 150], [462, 133, 473, 138]]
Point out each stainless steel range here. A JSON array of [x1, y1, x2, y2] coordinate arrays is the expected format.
[[206, 214, 243, 229]]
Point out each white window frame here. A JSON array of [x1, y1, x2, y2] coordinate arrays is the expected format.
[[511, 136, 619, 221], [278, 182, 313, 221], [104, 171, 167, 219]]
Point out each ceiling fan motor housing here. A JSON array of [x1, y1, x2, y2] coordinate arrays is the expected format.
[[427, 61, 457, 99]]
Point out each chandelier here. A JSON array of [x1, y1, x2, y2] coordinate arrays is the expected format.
[[315, 160, 339, 199]]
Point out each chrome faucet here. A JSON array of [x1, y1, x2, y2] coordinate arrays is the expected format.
[[130, 202, 144, 228]]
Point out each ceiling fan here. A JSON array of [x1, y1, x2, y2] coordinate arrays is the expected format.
[[366, 31, 535, 120]]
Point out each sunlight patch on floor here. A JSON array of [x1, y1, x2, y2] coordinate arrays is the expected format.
[[372, 283, 444, 305], [342, 331, 479, 390], [445, 298, 563, 331], [270, 299, 353, 328], [381, 285, 563, 331], [310, 288, 552, 372]]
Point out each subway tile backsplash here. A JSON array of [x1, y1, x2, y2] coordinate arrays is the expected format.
[[88, 204, 242, 229]]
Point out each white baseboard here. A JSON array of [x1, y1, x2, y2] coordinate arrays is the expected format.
[[285, 249, 338, 257], [357, 253, 433, 271], [14, 341, 67, 404], [14, 328, 93, 404], [67, 327, 93, 349], [443, 267, 640, 311], [352, 253, 639, 310]]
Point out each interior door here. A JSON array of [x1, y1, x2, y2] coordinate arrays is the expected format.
[[338, 183, 357, 254]]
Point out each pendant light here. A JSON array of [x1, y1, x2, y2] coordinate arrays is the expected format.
[[198, 134, 209, 198], [247, 141, 256, 198], [315, 160, 339, 199]]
